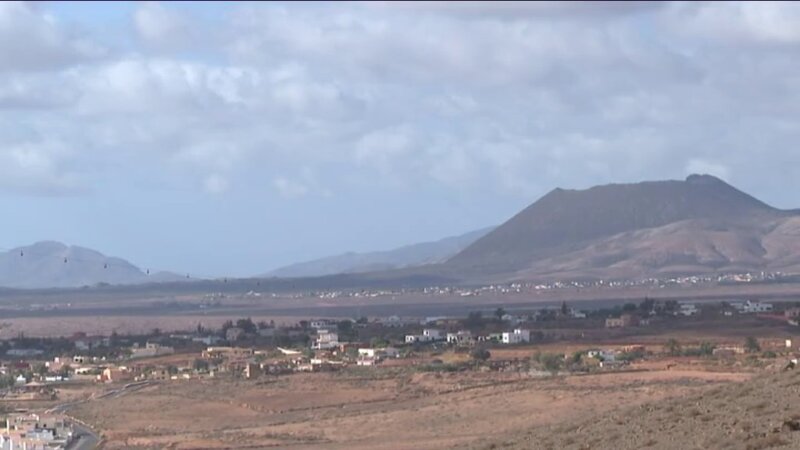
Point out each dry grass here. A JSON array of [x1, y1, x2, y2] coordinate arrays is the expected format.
[[491, 367, 800, 450], [67, 367, 744, 449]]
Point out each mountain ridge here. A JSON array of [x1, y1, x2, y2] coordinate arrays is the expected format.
[[268, 227, 494, 278], [447, 174, 791, 276], [0, 241, 185, 289]]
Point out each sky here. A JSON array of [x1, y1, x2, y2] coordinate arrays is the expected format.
[[2, 1, 800, 276]]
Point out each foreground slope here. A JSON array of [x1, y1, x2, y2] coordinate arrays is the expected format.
[[494, 367, 800, 450]]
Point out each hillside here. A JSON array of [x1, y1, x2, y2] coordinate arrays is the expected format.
[[0, 241, 184, 289], [269, 227, 493, 278], [447, 174, 798, 280], [495, 367, 800, 449], [512, 216, 800, 280]]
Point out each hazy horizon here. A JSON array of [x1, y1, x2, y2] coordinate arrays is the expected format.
[[3, 1, 800, 276]]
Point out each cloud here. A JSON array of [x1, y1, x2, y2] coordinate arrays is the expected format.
[[2, 1, 800, 207], [354, 125, 416, 173], [203, 174, 229, 194], [0, 142, 85, 195], [134, 2, 191, 49], [0, 74, 79, 108], [685, 159, 731, 181], [368, 1, 664, 19], [272, 168, 331, 199], [0, 2, 104, 72], [272, 177, 309, 199], [73, 58, 260, 114], [668, 2, 800, 45]]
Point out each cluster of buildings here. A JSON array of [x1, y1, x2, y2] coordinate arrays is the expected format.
[[730, 300, 774, 314], [262, 271, 791, 304], [605, 314, 649, 328], [604, 299, 777, 327], [0, 414, 74, 449], [405, 328, 534, 346], [130, 342, 175, 359], [405, 329, 444, 344]]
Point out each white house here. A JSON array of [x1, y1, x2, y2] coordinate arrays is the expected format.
[[358, 348, 377, 358], [678, 303, 699, 316], [357, 347, 399, 362], [739, 300, 773, 314], [313, 330, 339, 350], [423, 329, 444, 341], [446, 330, 474, 345], [501, 329, 531, 344], [130, 342, 175, 359], [586, 349, 616, 362], [406, 329, 444, 344], [569, 309, 587, 319], [310, 319, 338, 329]]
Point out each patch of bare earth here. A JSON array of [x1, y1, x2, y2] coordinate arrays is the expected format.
[[487, 367, 800, 450], [70, 367, 748, 449]]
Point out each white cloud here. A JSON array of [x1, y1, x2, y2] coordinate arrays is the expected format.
[[2, 1, 800, 205], [73, 58, 259, 114], [203, 174, 229, 194], [368, 1, 664, 19], [666, 2, 800, 45], [0, 142, 84, 195], [272, 177, 309, 199], [685, 159, 731, 181], [0, 2, 103, 72], [272, 168, 331, 199], [354, 125, 416, 173], [134, 2, 191, 48], [0, 74, 79, 108]]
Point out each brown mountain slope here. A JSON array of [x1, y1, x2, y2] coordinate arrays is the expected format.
[[447, 174, 796, 278], [510, 216, 800, 281]]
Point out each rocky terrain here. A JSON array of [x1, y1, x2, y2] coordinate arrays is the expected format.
[[493, 366, 800, 450]]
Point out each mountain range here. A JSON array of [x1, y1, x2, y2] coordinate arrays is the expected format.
[[0, 241, 184, 289], [268, 227, 493, 278], [5, 174, 800, 289]]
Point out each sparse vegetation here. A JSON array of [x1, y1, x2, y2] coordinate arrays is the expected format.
[[470, 348, 491, 362], [666, 338, 682, 356], [745, 336, 761, 353]]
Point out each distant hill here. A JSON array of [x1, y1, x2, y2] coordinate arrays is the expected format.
[[446, 174, 800, 280], [268, 227, 494, 278], [0, 241, 185, 289]]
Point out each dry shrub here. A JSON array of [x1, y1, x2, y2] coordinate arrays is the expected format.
[[748, 400, 770, 412], [745, 434, 789, 450]]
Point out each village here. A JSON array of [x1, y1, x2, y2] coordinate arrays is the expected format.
[[0, 295, 796, 448], [0, 297, 794, 387]]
